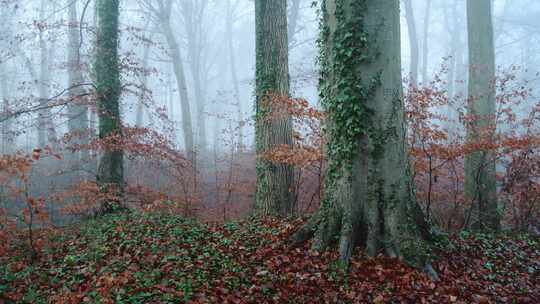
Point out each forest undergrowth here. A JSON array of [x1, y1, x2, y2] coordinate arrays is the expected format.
[[1, 212, 538, 303]]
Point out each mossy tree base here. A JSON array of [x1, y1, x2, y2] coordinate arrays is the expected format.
[[289, 0, 436, 273]]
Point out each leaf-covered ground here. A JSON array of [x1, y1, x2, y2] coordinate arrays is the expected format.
[[1, 213, 538, 303]]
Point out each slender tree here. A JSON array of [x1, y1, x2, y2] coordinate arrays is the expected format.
[[67, 0, 90, 164], [142, 0, 195, 162], [181, 0, 209, 155], [291, 0, 434, 270], [0, 5, 12, 154], [0, 64, 10, 155], [254, 0, 295, 216], [404, 0, 419, 86], [95, 0, 123, 213], [465, 0, 499, 230], [136, 21, 153, 128], [37, 0, 58, 148], [421, 0, 431, 83], [226, 0, 244, 151], [288, 0, 301, 47]]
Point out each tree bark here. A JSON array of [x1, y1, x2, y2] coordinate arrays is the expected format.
[[255, 0, 295, 217], [95, 0, 124, 213], [290, 0, 433, 270], [465, 0, 499, 231]]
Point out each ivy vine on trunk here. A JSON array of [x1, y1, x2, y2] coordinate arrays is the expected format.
[[290, 0, 436, 274]]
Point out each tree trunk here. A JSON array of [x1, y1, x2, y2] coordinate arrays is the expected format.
[[442, 1, 463, 140], [465, 0, 499, 231], [0, 63, 11, 155], [67, 0, 89, 164], [288, 0, 301, 48], [182, 0, 208, 156], [421, 0, 431, 84], [37, 0, 58, 148], [404, 0, 419, 87], [0, 7, 12, 154], [226, 0, 244, 152], [158, 0, 195, 163], [255, 0, 295, 217], [95, 0, 124, 213], [291, 0, 433, 270], [136, 26, 153, 128]]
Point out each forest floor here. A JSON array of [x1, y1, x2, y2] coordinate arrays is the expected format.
[[0, 212, 538, 303]]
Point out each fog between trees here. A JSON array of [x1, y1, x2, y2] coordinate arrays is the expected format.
[[0, 0, 539, 267]]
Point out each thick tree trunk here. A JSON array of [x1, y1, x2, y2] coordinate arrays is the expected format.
[[291, 0, 433, 270], [158, 0, 195, 163], [404, 0, 419, 87], [255, 0, 295, 217], [465, 0, 499, 231], [95, 0, 124, 213], [67, 0, 89, 164]]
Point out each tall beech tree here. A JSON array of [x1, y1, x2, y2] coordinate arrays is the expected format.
[[142, 0, 195, 163], [465, 0, 499, 230], [37, 0, 58, 148], [95, 0, 123, 213], [291, 0, 434, 270], [67, 0, 89, 164], [254, 0, 295, 216]]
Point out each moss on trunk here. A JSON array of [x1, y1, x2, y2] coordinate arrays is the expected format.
[[290, 0, 434, 271], [465, 0, 499, 231], [95, 0, 123, 213]]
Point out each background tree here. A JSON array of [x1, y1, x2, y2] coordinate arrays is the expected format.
[[140, 0, 195, 163], [226, 0, 244, 151], [181, 0, 209, 156], [0, 4, 12, 155], [404, 0, 419, 86], [37, 0, 58, 148], [67, 0, 90, 166], [95, 0, 124, 213], [291, 0, 433, 269], [421, 0, 432, 83], [254, 0, 295, 216], [288, 0, 301, 47], [465, 0, 499, 230]]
